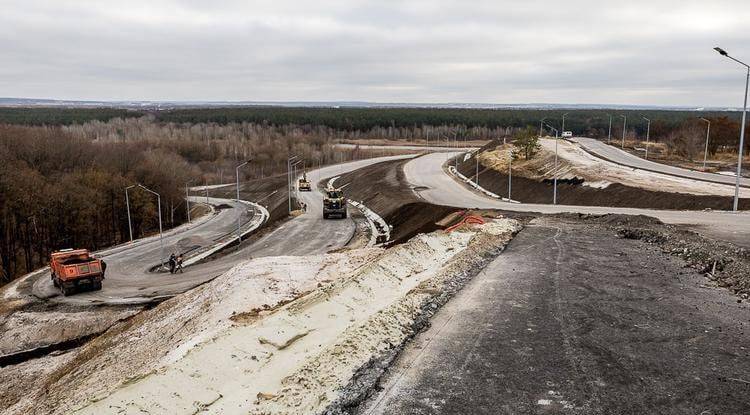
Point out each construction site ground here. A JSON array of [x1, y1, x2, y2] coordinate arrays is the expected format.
[[360, 214, 750, 415], [2, 151, 750, 414]]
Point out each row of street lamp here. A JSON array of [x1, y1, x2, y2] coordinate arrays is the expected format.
[[124, 46, 748, 256], [537, 45, 747, 212], [123, 158, 255, 269]]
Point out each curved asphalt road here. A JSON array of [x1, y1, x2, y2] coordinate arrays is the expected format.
[[405, 152, 750, 246], [28, 197, 262, 305], [11, 155, 414, 305], [570, 136, 750, 188], [242, 155, 415, 258]]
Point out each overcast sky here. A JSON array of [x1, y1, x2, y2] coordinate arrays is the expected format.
[[1, 0, 748, 106]]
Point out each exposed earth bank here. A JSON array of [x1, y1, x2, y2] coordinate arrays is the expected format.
[[1, 218, 521, 415], [456, 140, 750, 210]]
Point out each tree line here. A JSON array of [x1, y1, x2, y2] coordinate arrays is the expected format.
[[2, 108, 748, 283]]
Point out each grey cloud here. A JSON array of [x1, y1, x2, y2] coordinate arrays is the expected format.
[[0, 0, 748, 106]]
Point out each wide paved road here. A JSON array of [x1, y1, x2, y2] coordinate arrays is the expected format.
[[244, 155, 415, 258], [6, 155, 415, 305], [405, 152, 750, 246], [26, 197, 262, 305], [570, 136, 750, 188]]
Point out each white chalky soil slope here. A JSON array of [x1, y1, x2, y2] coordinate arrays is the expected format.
[[40, 219, 520, 415]]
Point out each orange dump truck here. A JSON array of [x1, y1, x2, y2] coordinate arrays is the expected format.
[[50, 248, 105, 296]]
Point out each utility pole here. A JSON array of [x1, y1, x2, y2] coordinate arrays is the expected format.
[[714, 46, 748, 212], [700, 117, 711, 170], [620, 115, 627, 149], [562, 113, 569, 134]]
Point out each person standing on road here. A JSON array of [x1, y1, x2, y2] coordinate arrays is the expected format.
[[175, 254, 184, 274], [168, 253, 176, 274]]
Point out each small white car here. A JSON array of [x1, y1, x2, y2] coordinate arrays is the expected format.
[[562, 131, 573, 138]]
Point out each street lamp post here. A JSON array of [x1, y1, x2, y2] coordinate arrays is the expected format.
[[562, 113, 569, 134], [608, 114, 612, 143], [475, 150, 480, 186], [539, 118, 546, 137], [642, 117, 651, 160], [287, 155, 299, 214], [289, 159, 303, 212], [544, 122, 560, 204], [137, 184, 164, 269], [508, 148, 513, 200], [185, 182, 191, 223], [125, 185, 135, 243], [620, 115, 627, 149], [700, 117, 711, 170], [235, 160, 251, 241], [714, 47, 748, 212]]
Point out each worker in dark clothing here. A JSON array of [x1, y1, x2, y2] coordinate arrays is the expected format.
[[168, 253, 176, 274], [175, 254, 184, 274], [101, 260, 107, 276]]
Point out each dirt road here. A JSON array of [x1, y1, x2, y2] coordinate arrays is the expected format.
[[362, 217, 750, 414]]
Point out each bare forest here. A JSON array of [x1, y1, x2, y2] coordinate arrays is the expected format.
[[0, 117, 508, 283]]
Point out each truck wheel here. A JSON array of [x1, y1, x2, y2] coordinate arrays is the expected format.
[[52, 278, 59, 288], [92, 281, 103, 291], [342, 211, 348, 219], [323, 213, 328, 219], [61, 285, 75, 296]]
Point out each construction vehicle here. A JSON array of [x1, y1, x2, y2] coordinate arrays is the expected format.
[[323, 187, 347, 219], [50, 248, 105, 296], [298, 174, 312, 191]]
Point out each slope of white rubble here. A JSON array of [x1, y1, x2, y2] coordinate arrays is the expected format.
[[42, 219, 520, 415], [482, 140, 748, 197]]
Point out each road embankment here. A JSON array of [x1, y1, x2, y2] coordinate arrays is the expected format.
[[1, 218, 520, 415], [457, 140, 750, 210]]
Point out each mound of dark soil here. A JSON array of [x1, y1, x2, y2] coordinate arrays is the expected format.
[[336, 159, 461, 245], [456, 156, 750, 211], [384, 203, 460, 244], [587, 218, 750, 298]]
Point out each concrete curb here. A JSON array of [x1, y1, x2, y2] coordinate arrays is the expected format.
[[448, 166, 520, 204]]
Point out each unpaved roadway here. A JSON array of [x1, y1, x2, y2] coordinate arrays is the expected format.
[[363, 217, 750, 414], [570, 136, 750, 188], [406, 152, 750, 247]]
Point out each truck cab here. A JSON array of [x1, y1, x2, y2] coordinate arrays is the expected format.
[[323, 188, 347, 219], [50, 248, 105, 296]]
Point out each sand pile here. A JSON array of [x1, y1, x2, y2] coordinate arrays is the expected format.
[[26, 219, 520, 415]]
